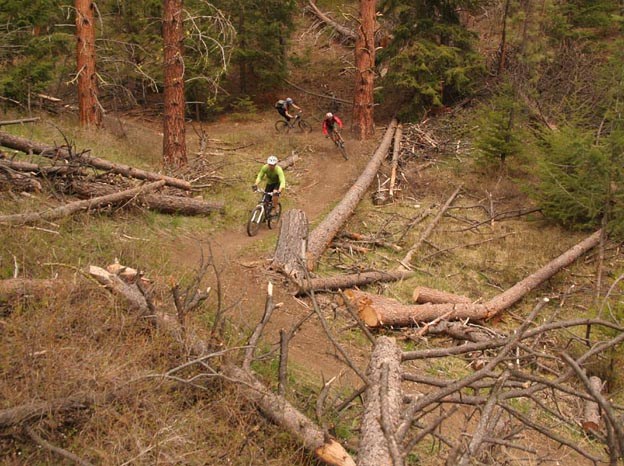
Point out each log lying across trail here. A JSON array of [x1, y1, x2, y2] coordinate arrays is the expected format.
[[346, 230, 602, 327], [297, 269, 414, 295], [306, 119, 398, 270], [71, 181, 224, 215], [0, 180, 165, 226], [0, 130, 191, 190]]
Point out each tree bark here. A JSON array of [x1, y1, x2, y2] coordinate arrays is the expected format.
[[0, 158, 88, 177], [297, 270, 414, 295], [346, 230, 602, 327], [0, 180, 165, 225], [358, 337, 403, 466], [412, 286, 471, 305], [272, 209, 309, 282], [70, 180, 224, 215], [163, 0, 187, 167], [583, 375, 603, 434], [307, 120, 397, 269], [307, 0, 357, 42], [224, 364, 356, 466], [75, 0, 102, 127], [0, 131, 192, 190], [352, 0, 376, 140]]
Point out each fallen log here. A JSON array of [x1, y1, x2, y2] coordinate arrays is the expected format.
[[0, 158, 88, 177], [271, 209, 309, 282], [307, 119, 398, 269], [0, 131, 191, 190], [339, 231, 402, 251], [70, 180, 224, 215], [0, 166, 42, 192], [346, 230, 602, 327], [412, 286, 471, 305], [582, 375, 603, 435], [0, 278, 60, 303], [358, 336, 403, 466], [0, 180, 165, 226], [297, 270, 414, 295], [0, 117, 40, 126], [224, 364, 356, 466], [281, 151, 299, 170], [306, 0, 357, 42]]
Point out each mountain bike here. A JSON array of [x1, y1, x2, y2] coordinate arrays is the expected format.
[[246, 188, 282, 236], [275, 113, 312, 134], [329, 129, 348, 160]]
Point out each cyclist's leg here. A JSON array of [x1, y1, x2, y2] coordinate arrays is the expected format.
[[265, 183, 280, 211]]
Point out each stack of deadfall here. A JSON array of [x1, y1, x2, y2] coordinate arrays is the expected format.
[[0, 129, 224, 225]]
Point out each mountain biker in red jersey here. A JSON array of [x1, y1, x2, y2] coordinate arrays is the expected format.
[[322, 112, 343, 143], [274, 97, 302, 123]]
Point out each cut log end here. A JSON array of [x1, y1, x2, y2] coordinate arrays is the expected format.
[[315, 438, 357, 466], [345, 290, 380, 327]]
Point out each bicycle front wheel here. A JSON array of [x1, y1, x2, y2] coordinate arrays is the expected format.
[[298, 120, 312, 133], [339, 142, 348, 160], [275, 120, 289, 133], [267, 203, 282, 230], [246, 205, 264, 236]]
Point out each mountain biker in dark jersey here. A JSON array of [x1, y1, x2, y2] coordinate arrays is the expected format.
[[253, 155, 285, 210], [322, 112, 343, 143], [274, 97, 302, 123]]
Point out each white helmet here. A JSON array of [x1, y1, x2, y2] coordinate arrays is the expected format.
[[325, 112, 333, 119], [286, 97, 293, 103], [267, 155, 278, 165]]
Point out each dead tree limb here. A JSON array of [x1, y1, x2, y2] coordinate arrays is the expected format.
[[398, 186, 461, 270], [243, 282, 276, 371], [0, 180, 165, 226], [70, 180, 224, 215], [306, 0, 357, 42], [223, 364, 356, 466], [0, 131, 191, 190], [25, 425, 95, 466], [307, 120, 398, 269], [582, 375, 603, 435], [358, 337, 403, 466], [348, 230, 602, 327], [388, 124, 402, 200], [0, 158, 88, 177]]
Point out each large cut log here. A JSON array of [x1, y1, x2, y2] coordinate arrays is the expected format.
[[70, 180, 224, 215], [358, 337, 403, 466], [412, 286, 471, 305], [307, 0, 357, 41], [224, 364, 356, 466], [347, 230, 602, 327], [297, 270, 414, 295], [582, 375, 603, 434], [0, 131, 191, 190], [0, 180, 165, 225], [0, 278, 60, 302], [271, 209, 308, 282], [307, 120, 398, 269]]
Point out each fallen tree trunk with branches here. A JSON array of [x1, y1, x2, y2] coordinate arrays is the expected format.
[[297, 270, 414, 295], [0, 180, 165, 226], [346, 230, 602, 327], [70, 181, 224, 215], [306, 0, 357, 42], [306, 120, 398, 269], [0, 131, 191, 190]]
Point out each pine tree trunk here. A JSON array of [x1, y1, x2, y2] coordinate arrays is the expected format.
[[75, 0, 101, 127], [163, 0, 187, 167], [352, 0, 376, 140]]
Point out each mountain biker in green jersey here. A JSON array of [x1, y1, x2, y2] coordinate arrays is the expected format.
[[253, 155, 285, 210]]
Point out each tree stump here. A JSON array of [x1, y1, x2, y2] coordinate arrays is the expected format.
[[272, 209, 309, 283]]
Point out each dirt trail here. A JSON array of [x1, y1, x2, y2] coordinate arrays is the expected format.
[[170, 116, 382, 385]]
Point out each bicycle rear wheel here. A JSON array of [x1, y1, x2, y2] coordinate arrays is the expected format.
[[246, 205, 264, 236], [298, 120, 312, 133], [275, 120, 289, 133], [267, 203, 282, 230]]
